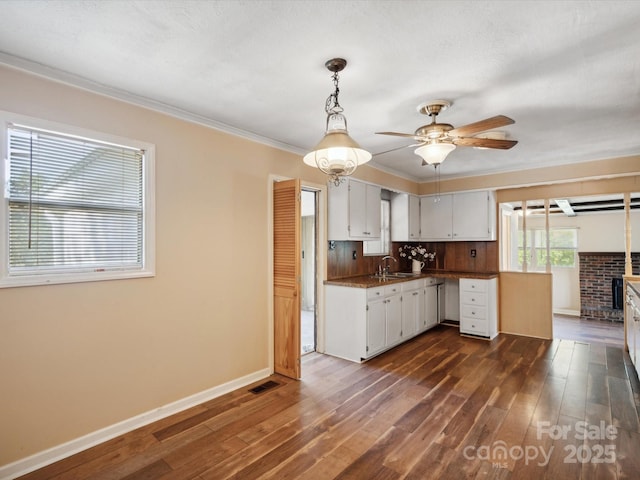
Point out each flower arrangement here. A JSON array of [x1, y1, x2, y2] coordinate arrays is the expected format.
[[398, 244, 436, 263]]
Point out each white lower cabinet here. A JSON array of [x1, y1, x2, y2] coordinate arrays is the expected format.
[[384, 292, 403, 347], [625, 283, 640, 378], [366, 296, 387, 357], [402, 281, 422, 338], [459, 277, 498, 339], [326, 280, 439, 363], [424, 281, 439, 331]]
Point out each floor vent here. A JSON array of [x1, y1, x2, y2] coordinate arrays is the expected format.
[[249, 380, 279, 394]]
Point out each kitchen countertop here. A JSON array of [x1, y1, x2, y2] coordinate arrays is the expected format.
[[325, 270, 499, 288]]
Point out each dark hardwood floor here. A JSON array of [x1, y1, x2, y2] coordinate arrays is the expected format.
[[18, 325, 640, 479], [554, 314, 624, 348]]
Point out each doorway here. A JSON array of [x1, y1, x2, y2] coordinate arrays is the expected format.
[[301, 189, 317, 354]]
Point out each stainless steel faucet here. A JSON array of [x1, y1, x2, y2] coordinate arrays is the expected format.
[[378, 255, 397, 276]]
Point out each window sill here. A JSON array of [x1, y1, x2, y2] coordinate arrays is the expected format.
[[0, 269, 155, 288]]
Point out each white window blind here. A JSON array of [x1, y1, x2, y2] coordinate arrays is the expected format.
[[6, 124, 144, 276]]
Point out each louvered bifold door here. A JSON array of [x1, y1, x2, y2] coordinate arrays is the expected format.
[[273, 179, 301, 379]]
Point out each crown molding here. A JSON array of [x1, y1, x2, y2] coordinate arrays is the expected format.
[[0, 52, 306, 156]]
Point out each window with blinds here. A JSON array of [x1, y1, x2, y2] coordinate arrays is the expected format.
[[1, 113, 155, 286]]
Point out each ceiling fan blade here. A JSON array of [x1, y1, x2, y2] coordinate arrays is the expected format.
[[453, 137, 518, 149], [373, 144, 411, 156], [375, 131, 422, 139], [373, 141, 426, 157], [447, 115, 515, 137]]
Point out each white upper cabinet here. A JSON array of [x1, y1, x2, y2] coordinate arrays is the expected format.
[[420, 191, 496, 241], [453, 191, 496, 240], [329, 179, 381, 240], [391, 192, 421, 242], [420, 194, 453, 240]]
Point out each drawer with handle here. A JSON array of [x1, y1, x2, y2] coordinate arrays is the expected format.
[[461, 318, 489, 336], [461, 291, 487, 307], [460, 278, 488, 293], [461, 304, 487, 320]]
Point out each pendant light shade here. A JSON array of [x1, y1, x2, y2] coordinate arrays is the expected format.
[[304, 59, 371, 186], [303, 113, 371, 180], [414, 142, 456, 165]]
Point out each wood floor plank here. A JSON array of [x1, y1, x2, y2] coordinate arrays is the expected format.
[[615, 426, 640, 479], [530, 374, 566, 428], [382, 391, 466, 475], [559, 370, 588, 420], [489, 391, 539, 471], [119, 459, 172, 480], [581, 402, 617, 480], [605, 345, 628, 379], [608, 376, 640, 432], [509, 422, 554, 480], [588, 362, 611, 407], [438, 381, 497, 450], [544, 414, 584, 480], [403, 442, 458, 480]]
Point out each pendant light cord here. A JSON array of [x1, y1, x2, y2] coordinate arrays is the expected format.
[[325, 71, 343, 114]]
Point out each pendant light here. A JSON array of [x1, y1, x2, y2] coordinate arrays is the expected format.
[[303, 58, 371, 186]]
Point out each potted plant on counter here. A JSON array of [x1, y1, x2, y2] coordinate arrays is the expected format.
[[398, 245, 436, 273]]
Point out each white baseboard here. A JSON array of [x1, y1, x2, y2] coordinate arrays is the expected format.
[[554, 308, 580, 317], [0, 368, 271, 480]]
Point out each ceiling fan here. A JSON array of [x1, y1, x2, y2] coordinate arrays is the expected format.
[[376, 100, 517, 166]]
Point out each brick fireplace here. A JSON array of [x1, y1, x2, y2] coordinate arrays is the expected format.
[[579, 252, 639, 322]]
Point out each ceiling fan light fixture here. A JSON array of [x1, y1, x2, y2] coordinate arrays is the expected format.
[[415, 142, 456, 165], [303, 58, 371, 186]]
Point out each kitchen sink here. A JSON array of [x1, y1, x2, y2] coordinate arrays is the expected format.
[[369, 272, 421, 280]]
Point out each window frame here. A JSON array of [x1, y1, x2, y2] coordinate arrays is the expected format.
[[517, 227, 577, 270], [0, 111, 155, 288], [363, 198, 391, 256]]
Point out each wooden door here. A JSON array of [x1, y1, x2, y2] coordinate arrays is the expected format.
[[273, 179, 301, 379]]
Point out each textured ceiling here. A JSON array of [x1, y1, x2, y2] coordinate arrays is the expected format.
[[1, 0, 639, 182]]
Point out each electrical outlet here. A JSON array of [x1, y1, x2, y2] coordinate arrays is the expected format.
[[470, 249, 476, 258]]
